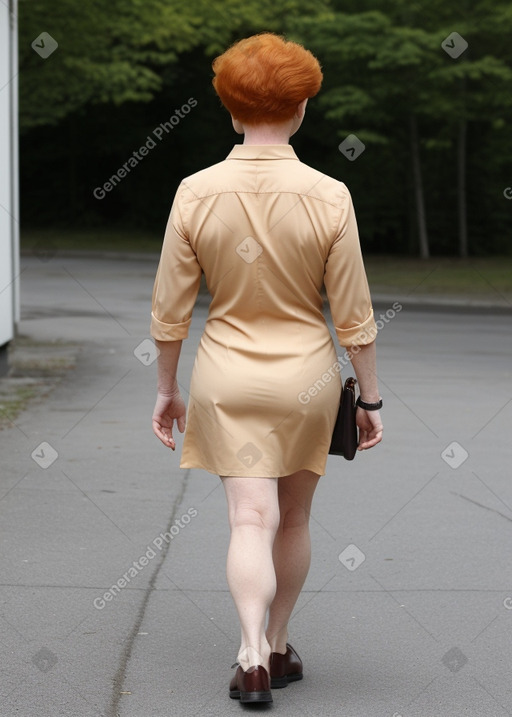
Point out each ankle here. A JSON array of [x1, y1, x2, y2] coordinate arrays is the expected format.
[[267, 631, 288, 655], [237, 643, 271, 672]]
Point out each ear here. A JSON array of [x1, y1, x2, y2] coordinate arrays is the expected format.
[[296, 98, 308, 119], [231, 115, 244, 134]]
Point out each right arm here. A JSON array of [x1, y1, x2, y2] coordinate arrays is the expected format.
[[349, 341, 383, 450], [323, 184, 383, 450], [150, 183, 202, 449]]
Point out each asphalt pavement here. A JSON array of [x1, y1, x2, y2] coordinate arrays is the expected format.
[[1, 253, 511, 717]]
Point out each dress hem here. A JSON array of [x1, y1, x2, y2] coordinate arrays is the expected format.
[[179, 460, 327, 478]]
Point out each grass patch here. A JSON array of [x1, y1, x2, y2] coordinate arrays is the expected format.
[[0, 384, 39, 428], [0, 337, 81, 430], [365, 256, 512, 297]]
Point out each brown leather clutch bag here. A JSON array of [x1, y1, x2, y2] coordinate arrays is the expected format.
[[329, 377, 358, 460]]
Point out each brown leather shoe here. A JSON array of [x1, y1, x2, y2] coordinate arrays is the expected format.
[[269, 643, 303, 688], [229, 664, 273, 703]]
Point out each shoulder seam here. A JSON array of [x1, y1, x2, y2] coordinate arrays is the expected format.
[[179, 189, 345, 210]]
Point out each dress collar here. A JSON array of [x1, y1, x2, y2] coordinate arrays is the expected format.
[[226, 144, 299, 161]]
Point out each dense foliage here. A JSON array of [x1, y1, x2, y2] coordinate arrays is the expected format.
[[18, 0, 512, 255]]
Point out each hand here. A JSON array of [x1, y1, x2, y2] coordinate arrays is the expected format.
[[356, 407, 383, 450], [152, 390, 187, 450]]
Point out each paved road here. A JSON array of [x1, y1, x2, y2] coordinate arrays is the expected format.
[[1, 254, 511, 717]]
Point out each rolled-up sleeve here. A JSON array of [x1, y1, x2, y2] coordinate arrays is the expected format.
[[150, 184, 202, 341], [324, 185, 377, 348]]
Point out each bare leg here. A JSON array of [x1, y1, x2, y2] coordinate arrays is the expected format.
[[221, 475, 280, 672], [266, 469, 320, 654]]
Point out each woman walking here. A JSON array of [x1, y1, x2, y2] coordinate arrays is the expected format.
[[151, 32, 383, 704]]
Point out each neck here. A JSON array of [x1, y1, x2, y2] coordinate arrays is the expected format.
[[242, 122, 293, 146]]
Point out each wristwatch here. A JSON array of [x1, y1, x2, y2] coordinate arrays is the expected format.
[[356, 396, 383, 411]]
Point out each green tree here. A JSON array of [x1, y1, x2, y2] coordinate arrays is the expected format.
[[19, 0, 330, 130], [289, 0, 512, 257], [289, 9, 438, 257], [17, 0, 512, 255], [427, 3, 512, 256]]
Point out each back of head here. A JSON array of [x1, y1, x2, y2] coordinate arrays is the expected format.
[[212, 32, 323, 124]]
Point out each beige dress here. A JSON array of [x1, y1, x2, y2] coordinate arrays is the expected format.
[[151, 144, 377, 477]]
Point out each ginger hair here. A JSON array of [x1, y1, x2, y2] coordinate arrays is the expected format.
[[212, 32, 323, 124]]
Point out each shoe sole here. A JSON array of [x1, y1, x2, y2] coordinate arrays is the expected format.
[[270, 673, 303, 689], [230, 690, 273, 703]]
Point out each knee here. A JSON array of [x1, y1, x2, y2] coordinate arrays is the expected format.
[[230, 503, 280, 534], [279, 505, 310, 532]]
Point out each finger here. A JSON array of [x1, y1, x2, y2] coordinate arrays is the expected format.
[[359, 431, 383, 450], [152, 419, 175, 450], [177, 413, 186, 433]]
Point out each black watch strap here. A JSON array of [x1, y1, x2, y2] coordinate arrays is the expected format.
[[356, 396, 383, 411]]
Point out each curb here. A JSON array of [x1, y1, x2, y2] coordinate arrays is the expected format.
[[371, 293, 512, 315]]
